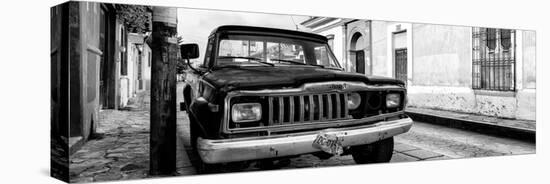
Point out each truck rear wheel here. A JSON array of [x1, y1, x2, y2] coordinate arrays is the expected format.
[[351, 137, 394, 164]]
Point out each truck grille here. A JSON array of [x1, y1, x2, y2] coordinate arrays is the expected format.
[[267, 93, 350, 125]]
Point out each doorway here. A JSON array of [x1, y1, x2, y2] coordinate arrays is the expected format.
[[99, 6, 107, 109], [392, 31, 407, 85], [350, 50, 365, 74], [394, 48, 407, 85], [349, 32, 367, 74]]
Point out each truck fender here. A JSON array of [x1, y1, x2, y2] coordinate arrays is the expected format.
[[188, 97, 218, 138]]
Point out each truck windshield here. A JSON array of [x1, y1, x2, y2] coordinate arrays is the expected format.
[[215, 34, 341, 68]]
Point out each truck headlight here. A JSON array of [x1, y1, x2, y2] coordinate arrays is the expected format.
[[347, 92, 361, 110], [386, 93, 401, 108], [232, 103, 262, 122]]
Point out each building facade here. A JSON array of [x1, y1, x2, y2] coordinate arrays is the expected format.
[[51, 2, 153, 153], [302, 18, 536, 121], [122, 33, 152, 107]]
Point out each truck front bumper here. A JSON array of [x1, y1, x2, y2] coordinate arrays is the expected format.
[[197, 117, 413, 164]]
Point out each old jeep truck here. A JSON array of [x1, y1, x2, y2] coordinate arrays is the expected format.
[[179, 25, 413, 172]]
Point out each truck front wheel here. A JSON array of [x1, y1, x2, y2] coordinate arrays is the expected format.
[[350, 137, 394, 164], [188, 113, 219, 173]]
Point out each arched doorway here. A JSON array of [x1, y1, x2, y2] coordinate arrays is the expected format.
[[349, 32, 366, 74]]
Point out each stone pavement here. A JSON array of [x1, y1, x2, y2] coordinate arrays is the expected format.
[[69, 92, 151, 183]]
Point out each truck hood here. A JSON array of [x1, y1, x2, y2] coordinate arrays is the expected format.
[[203, 66, 404, 92]]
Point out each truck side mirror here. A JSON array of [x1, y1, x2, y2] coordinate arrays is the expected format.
[[180, 43, 199, 59]]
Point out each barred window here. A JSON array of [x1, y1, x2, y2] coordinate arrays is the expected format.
[[486, 28, 496, 50], [500, 29, 512, 50], [472, 27, 516, 91]]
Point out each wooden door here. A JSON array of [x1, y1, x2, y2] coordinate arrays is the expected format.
[[355, 50, 365, 74]]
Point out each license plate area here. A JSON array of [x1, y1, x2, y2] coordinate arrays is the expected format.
[[312, 131, 344, 155]]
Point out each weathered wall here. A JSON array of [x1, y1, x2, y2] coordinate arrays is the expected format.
[[371, 21, 390, 77], [127, 33, 150, 93], [115, 20, 123, 108], [51, 4, 67, 138], [310, 19, 536, 120], [143, 44, 152, 90], [405, 24, 535, 120], [522, 31, 536, 89], [406, 24, 477, 114], [66, 1, 102, 139], [118, 23, 135, 107], [411, 24, 471, 86], [68, 2, 83, 137], [129, 43, 138, 94], [516, 30, 536, 120], [80, 1, 102, 139], [407, 85, 521, 118]]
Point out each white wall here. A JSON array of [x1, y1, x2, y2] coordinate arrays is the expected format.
[[370, 21, 535, 120], [411, 24, 471, 87], [317, 25, 345, 66], [407, 25, 535, 120], [371, 21, 389, 77], [143, 44, 152, 90]]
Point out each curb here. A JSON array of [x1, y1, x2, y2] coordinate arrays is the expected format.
[[405, 110, 536, 142]]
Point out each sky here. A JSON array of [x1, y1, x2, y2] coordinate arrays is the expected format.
[[177, 8, 312, 63]]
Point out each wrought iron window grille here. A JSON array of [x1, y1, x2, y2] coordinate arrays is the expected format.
[[472, 27, 516, 91]]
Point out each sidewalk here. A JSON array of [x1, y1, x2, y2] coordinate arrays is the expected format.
[[405, 107, 536, 142], [69, 92, 151, 183]]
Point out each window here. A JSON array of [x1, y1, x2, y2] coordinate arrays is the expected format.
[[215, 34, 340, 68], [203, 37, 215, 67], [314, 46, 338, 67], [486, 28, 496, 51], [217, 39, 305, 64], [500, 29, 512, 50], [472, 27, 515, 91]]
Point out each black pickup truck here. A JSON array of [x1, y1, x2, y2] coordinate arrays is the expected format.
[[179, 25, 413, 172]]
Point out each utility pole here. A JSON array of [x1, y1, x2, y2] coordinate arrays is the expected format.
[[149, 6, 178, 175]]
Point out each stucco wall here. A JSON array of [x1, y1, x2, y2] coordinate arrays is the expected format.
[[371, 21, 389, 77], [407, 86, 518, 118], [67, 2, 102, 139], [405, 24, 535, 120], [411, 24, 471, 86], [143, 44, 152, 90], [311, 19, 536, 120], [522, 31, 536, 89], [515, 30, 536, 120]]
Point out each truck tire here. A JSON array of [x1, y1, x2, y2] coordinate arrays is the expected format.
[[350, 137, 394, 164]]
